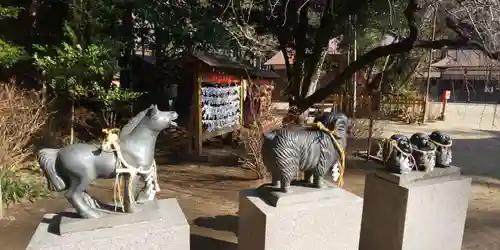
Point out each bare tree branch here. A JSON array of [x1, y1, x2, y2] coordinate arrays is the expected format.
[[299, 0, 421, 110], [298, 0, 500, 111]]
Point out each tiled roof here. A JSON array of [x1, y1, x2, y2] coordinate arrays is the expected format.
[[264, 38, 342, 66], [432, 50, 500, 68], [264, 50, 295, 65], [187, 51, 280, 79]]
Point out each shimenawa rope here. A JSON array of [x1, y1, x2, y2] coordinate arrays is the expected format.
[[429, 138, 452, 148], [100, 128, 160, 212], [310, 122, 346, 187]]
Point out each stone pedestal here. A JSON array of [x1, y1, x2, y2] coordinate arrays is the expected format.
[[359, 166, 471, 250], [238, 184, 363, 250], [26, 198, 190, 250]]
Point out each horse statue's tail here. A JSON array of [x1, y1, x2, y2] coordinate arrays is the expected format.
[[38, 148, 66, 191]]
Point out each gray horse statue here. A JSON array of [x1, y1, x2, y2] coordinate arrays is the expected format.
[[38, 104, 178, 219], [262, 112, 348, 193]]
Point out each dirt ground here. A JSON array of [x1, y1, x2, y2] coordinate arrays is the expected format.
[[2, 117, 500, 249]]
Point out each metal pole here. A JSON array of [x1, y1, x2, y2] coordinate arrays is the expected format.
[[352, 15, 358, 118], [346, 15, 352, 116], [423, 3, 438, 123]]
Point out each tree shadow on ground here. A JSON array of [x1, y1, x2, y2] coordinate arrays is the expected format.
[[193, 215, 239, 234], [157, 175, 258, 192], [471, 177, 500, 189], [156, 167, 260, 189], [347, 156, 384, 171], [190, 234, 237, 250], [444, 129, 500, 180], [155, 145, 241, 167], [463, 209, 500, 250]]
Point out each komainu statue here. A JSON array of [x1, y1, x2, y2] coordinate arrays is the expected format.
[[261, 112, 348, 193], [38, 105, 178, 219], [383, 134, 414, 174], [410, 132, 437, 172], [429, 130, 452, 167]]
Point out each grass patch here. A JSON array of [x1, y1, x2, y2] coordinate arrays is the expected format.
[[0, 82, 51, 208], [0, 167, 49, 207]]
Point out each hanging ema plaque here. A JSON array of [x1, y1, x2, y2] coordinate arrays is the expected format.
[[199, 74, 242, 132]]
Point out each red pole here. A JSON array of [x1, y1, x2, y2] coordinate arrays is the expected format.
[[440, 90, 449, 120]]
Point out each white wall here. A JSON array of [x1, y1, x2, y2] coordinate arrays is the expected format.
[[429, 102, 500, 129]]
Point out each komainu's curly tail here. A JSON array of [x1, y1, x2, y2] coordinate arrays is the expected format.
[[38, 148, 66, 191]]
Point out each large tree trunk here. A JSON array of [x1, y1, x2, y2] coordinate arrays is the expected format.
[[299, 51, 328, 122], [283, 51, 328, 126]]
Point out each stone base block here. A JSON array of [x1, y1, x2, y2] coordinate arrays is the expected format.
[[238, 185, 363, 250], [359, 171, 471, 250], [26, 198, 189, 250]]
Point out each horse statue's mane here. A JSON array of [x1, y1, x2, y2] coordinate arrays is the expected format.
[[120, 105, 153, 138]]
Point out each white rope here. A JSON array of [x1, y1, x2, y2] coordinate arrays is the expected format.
[[310, 122, 346, 187], [411, 145, 436, 170], [384, 137, 450, 173], [384, 139, 418, 171], [411, 147, 436, 154], [100, 129, 160, 212], [429, 138, 453, 148]]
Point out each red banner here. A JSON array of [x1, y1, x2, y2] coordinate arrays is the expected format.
[[199, 74, 240, 83]]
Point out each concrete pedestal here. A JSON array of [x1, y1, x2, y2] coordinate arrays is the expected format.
[[26, 198, 189, 250], [238, 184, 363, 250], [359, 166, 471, 250]]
